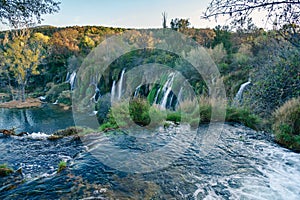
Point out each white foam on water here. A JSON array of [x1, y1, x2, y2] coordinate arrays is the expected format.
[[26, 132, 49, 140]]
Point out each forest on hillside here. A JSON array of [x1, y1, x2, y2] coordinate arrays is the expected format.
[[0, 23, 299, 115]]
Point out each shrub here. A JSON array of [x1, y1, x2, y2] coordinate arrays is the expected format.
[[166, 111, 181, 123], [226, 107, 262, 130], [57, 90, 72, 106], [129, 98, 151, 126], [46, 82, 70, 103], [57, 161, 67, 173], [148, 105, 165, 126], [272, 97, 300, 151]]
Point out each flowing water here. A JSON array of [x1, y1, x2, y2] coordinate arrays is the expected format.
[[1, 115, 300, 199]]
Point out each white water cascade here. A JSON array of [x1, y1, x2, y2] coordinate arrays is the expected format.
[[159, 73, 175, 109], [118, 69, 126, 100], [134, 84, 142, 98], [233, 80, 251, 106], [111, 69, 126, 102], [68, 71, 77, 90], [111, 81, 116, 102]]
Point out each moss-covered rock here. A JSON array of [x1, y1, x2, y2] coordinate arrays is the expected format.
[[0, 164, 14, 177]]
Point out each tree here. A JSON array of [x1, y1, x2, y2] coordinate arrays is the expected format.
[[204, 0, 300, 27], [170, 18, 190, 32], [211, 25, 232, 54], [0, 0, 60, 28], [2, 32, 48, 101], [204, 0, 300, 47], [162, 12, 167, 28]]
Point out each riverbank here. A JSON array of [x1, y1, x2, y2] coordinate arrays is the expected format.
[[0, 98, 42, 109]]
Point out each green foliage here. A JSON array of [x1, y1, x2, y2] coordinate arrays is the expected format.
[[166, 112, 181, 123], [129, 98, 151, 126], [1, 31, 48, 101], [57, 90, 72, 106], [170, 18, 190, 32], [272, 97, 300, 151], [57, 161, 67, 173], [212, 25, 233, 54], [0, 164, 14, 177], [244, 44, 300, 117], [45, 82, 69, 103], [226, 107, 262, 130], [0, 0, 60, 28], [99, 121, 119, 131]]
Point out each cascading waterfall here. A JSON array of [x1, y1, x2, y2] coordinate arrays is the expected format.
[[153, 88, 161, 104], [92, 88, 101, 103], [65, 72, 70, 82], [111, 81, 116, 102], [69, 71, 77, 90], [118, 69, 126, 100], [160, 86, 172, 109], [134, 84, 142, 97], [159, 73, 175, 109], [233, 80, 251, 106], [168, 93, 174, 109]]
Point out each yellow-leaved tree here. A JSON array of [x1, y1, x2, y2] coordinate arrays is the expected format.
[[3, 31, 49, 101]]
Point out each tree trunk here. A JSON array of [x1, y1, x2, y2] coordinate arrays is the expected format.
[[21, 84, 26, 102], [4, 72, 15, 100]]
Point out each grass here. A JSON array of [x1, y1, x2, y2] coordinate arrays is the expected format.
[[98, 96, 262, 131], [272, 97, 300, 151], [226, 107, 262, 130], [57, 161, 67, 173]]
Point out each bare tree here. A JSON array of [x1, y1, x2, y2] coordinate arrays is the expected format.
[[0, 0, 60, 28], [162, 12, 167, 28], [204, 0, 300, 27], [204, 0, 300, 47]]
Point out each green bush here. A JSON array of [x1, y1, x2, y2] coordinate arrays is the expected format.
[[272, 97, 300, 151], [129, 98, 151, 126], [166, 111, 181, 123], [226, 107, 261, 130], [57, 90, 72, 106], [46, 82, 70, 103]]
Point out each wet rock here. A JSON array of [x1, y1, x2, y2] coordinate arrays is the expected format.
[[0, 167, 24, 192], [0, 166, 14, 177], [0, 129, 15, 136], [95, 93, 111, 124]]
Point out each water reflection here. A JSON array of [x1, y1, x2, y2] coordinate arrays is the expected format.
[[0, 104, 74, 134]]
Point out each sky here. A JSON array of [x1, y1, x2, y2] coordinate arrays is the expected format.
[[0, 0, 269, 30], [39, 0, 227, 29]]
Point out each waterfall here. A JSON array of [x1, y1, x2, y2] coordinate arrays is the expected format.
[[65, 72, 70, 82], [134, 84, 142, 98], [153, 88, 161, 104], [69, 71, 76, 90], [168, 93, 174, 109], [92, 88, 101, 103], [176, 87, 183, 108], [118, 69, 126, 100], [159, 73, 175, 109], [233, 80, 251, 106], [160, 86, 172, 109], [111, 81, 116, 102]]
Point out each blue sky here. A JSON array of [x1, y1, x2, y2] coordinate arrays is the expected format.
[[40, 0, 221, 28]]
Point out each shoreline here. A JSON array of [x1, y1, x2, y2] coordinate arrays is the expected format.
[[0, 98, 42, 109]]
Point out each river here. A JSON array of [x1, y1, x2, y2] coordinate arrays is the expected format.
[[0, 106, 300, 199]]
